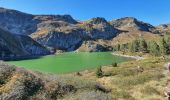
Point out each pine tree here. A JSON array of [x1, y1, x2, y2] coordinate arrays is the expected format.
[[165, 36, 170, 54], [149, 41, 160, 56], [139, 38, 148, 53], [129, 40, 139, 52], [160, 37, 168, 55]]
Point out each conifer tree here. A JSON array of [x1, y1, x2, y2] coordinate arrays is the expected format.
[[160, 37, 168, 55], [165, 36, 170, 54], [129, 40, 139, 52], [139, 38, 148, 53], [149, 41, 160, 56]]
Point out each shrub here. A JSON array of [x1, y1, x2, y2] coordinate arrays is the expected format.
[[96, 66, 103, 78], [112, 62, 118, 67]]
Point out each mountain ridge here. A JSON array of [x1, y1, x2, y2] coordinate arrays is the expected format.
[[0, 7, 169, 54]]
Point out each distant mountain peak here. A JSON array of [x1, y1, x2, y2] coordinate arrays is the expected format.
[[110, 17, 154, 32], [116, 17, 137, 21], [89, 17, 108, 24], [155, 24, 170, 34], [34, 14, 77, 24], [0, 7, 10, 12], [0, 7, 32, 16]]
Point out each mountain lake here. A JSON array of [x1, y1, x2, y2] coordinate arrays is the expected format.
[[7, 52, 130, 74]]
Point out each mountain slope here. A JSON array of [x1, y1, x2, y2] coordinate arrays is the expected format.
[[0, 28, 27, 57], [0, 7, 169, 52], [31, 17, 119, 51], [0, 7, 77, 35], [15, 35, 50, 56], [0, 28, 50, 59], [110, 17, 155, 32], [155, 24, 170, 34]]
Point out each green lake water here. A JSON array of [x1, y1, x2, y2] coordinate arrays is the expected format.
[[7, 52, 129, 74]]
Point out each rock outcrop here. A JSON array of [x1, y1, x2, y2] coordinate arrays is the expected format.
[[0, 28, 50, 59], [77, 41, 112, 52], [31, 17, 118, 51]]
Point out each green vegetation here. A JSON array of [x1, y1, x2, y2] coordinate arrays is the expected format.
[[160, 37, 168, 55], [149, 41, 160, 56], [96, 66, 103, 78], [129, 39, 139, 52], [113, 36, 170, 56], [139, 38, 148, 53], [96, 56, 170, 99], [112, 62, 118, 67], [140, 85, 160, 95], [7, 52, 129, 74]]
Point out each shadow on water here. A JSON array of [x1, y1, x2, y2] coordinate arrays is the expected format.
[[1, 55, 44, 61]]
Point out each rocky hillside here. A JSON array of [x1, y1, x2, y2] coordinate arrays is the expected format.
[[0, 28, 50, 59], [155, 24, 170, 34], [105, 17, 162, 45], [0, 7, 118, 51], [0, 7, 77, 35], [0, 7, 37, 35], [0, 7, 170, 52], [31, 17, 118, 51], [0, 62, 112, 100], [110, 17, 155, 32], [15, 35, 50, 56]]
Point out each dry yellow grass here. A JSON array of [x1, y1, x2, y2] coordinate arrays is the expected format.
[[73, 55, 170, 99], [111, 29, 161, 45], [0, 74, 21, 94], [31, 29, 50, 38]]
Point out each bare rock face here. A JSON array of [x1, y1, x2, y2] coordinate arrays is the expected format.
[[0, 28, 50, 59], [15, 35, 50, 56], [80, 17, 119, 39], [0, 7, 38, 35], [32, 30, 85, 51], [31, 17, 119, 51], [110, 17, 155, 32], [77, 41, 112, 52], [0, 28, 27, 58]]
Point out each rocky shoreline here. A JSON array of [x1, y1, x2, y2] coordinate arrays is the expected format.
[[112, 52, 145, 60]]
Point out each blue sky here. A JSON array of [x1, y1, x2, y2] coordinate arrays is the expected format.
[[0, 0, 169, 25]]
